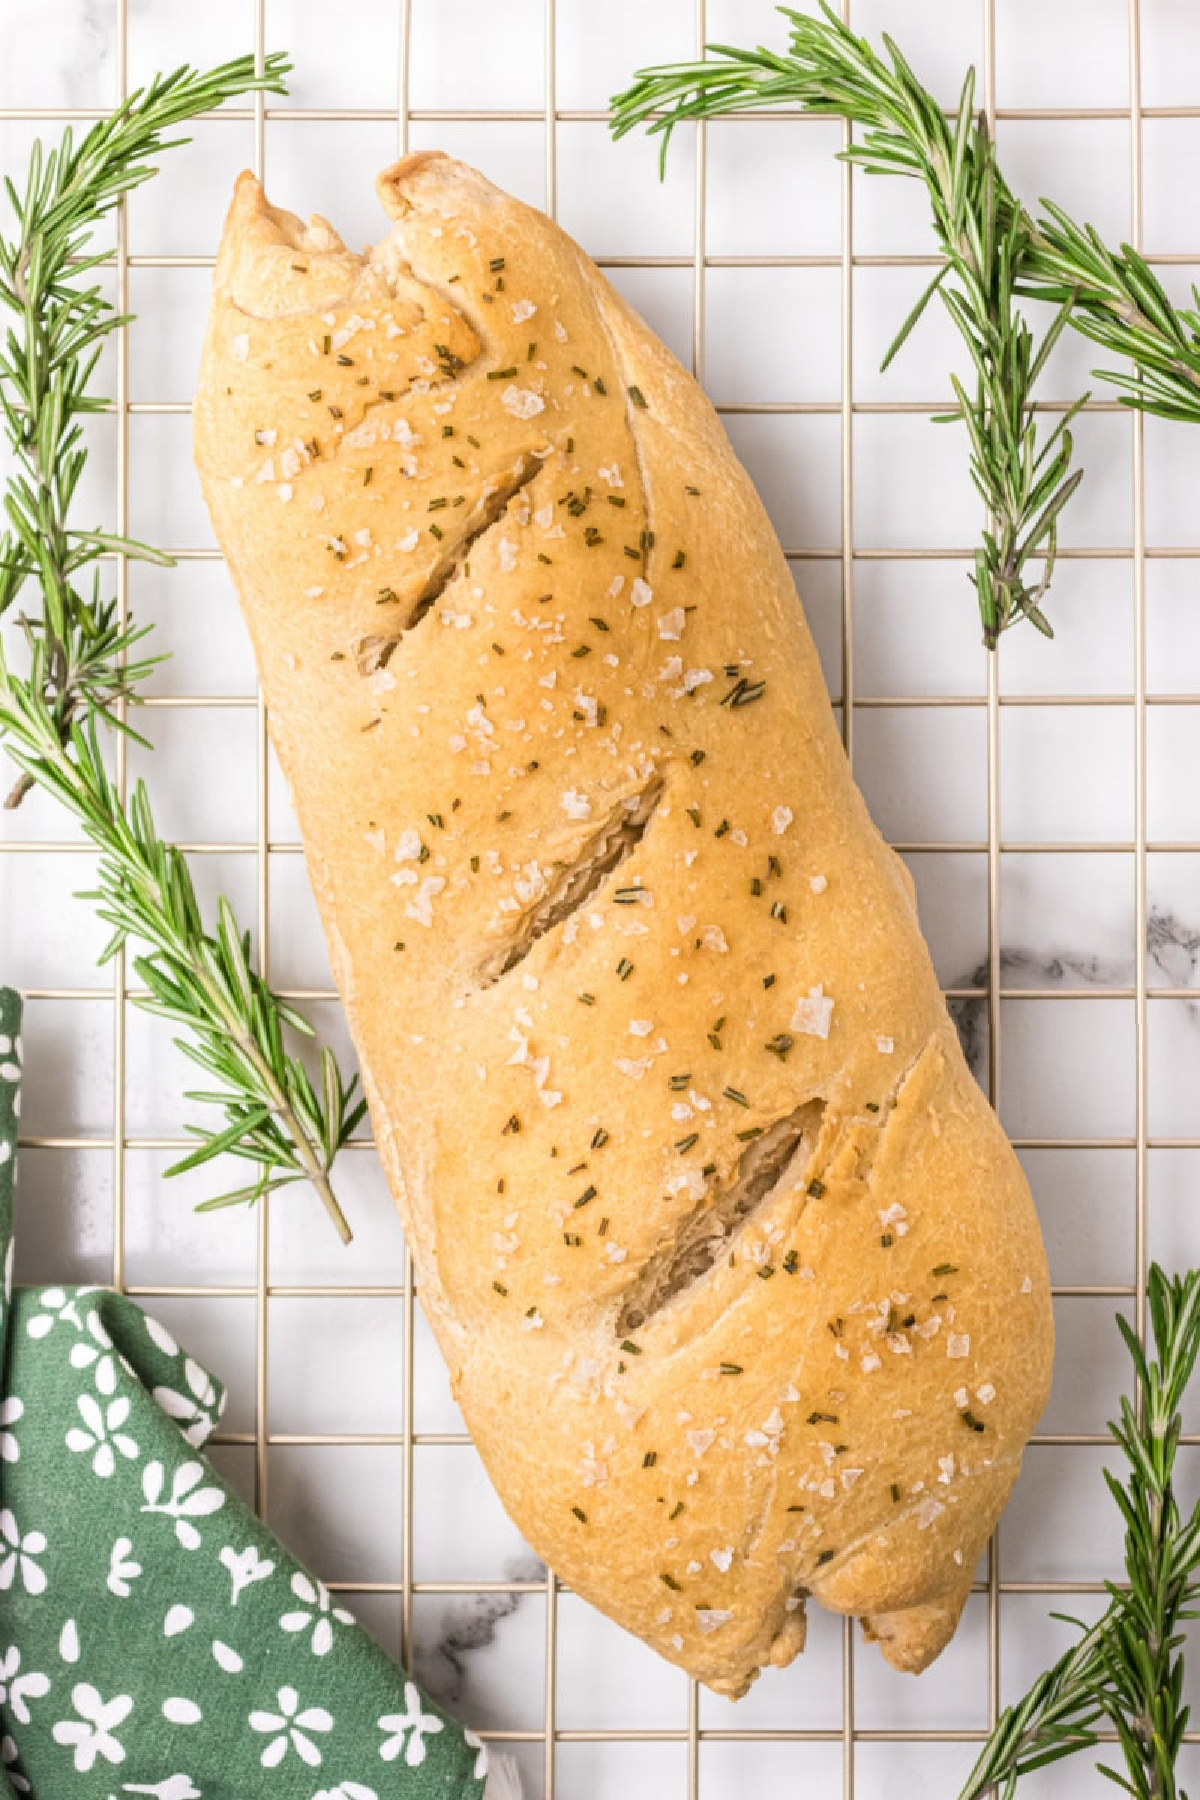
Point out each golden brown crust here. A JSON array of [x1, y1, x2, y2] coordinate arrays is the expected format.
[[194, 154, 1053, 1696]]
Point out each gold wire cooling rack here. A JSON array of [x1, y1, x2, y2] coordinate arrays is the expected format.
[[3, 0, 1199, 1793]]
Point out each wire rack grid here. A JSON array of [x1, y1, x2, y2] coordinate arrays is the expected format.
[[3, 0, 1200, 1794]]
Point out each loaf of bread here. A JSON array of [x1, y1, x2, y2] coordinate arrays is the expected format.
[[194, 154, 1053, 1697]]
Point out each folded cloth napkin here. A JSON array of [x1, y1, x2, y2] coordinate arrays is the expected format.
[[0, 988, 495, 1800]]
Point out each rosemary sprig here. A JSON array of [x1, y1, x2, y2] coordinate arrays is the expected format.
[[960, 1264, 1200, 1799], [1021, 205, 1200, 426], [0, 56, 293, 799], [611, 4, 1087, 646], [0, 57, 367, 1241]]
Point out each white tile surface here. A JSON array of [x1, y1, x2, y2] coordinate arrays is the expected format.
[[3, 3, 1200, 1796]]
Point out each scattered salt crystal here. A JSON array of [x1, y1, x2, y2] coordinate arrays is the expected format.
[[697, 1608, 733, 1635], [977, 1383, 996, 1404], [501, 385, 545, 419], [947, 1334, 970, 1359], [772, 806, 793, 836], [511, 299, 537, 322], [629, 1019, 654, 1037], [560, 789, 591, 820], [630, 577, 653, 608], [790, 986, 834, 1039], [876, 1035, 895, 1055], [657, 607, 686, 641], [404, 874, 445, 927], [398, 529, 420, 552], [613, 1056, 652, 1080], [710, 1547, 734, 1572], [810, 874, 828, 894]]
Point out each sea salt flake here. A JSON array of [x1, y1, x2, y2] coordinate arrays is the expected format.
[[697, 1609, 733, 1635], [501, 384, 545, 420], [560, 789, 591, 820], [511, 299, 537, 322], [790, 985, 834, 1039], [810, 873, 828, 894], [630, 577, 653, 608], [657, 607, 686, 641], [404, 874, 445, 927], [947, 1333, 971, 1359], [772, 806, 793, 835], [876, 1035, 895, 1054], [710, 1547, 734, 1573]]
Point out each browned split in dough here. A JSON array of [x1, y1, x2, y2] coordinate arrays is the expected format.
[[616, 1099, 826, 1336], [355, 451, 544, 677], [477, 775, 665, 988]]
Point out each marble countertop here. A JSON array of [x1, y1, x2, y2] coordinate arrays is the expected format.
[[2, 2, 1199, 1796]]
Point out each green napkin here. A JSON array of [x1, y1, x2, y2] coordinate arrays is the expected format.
[[0, 987, 492, 1800]]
